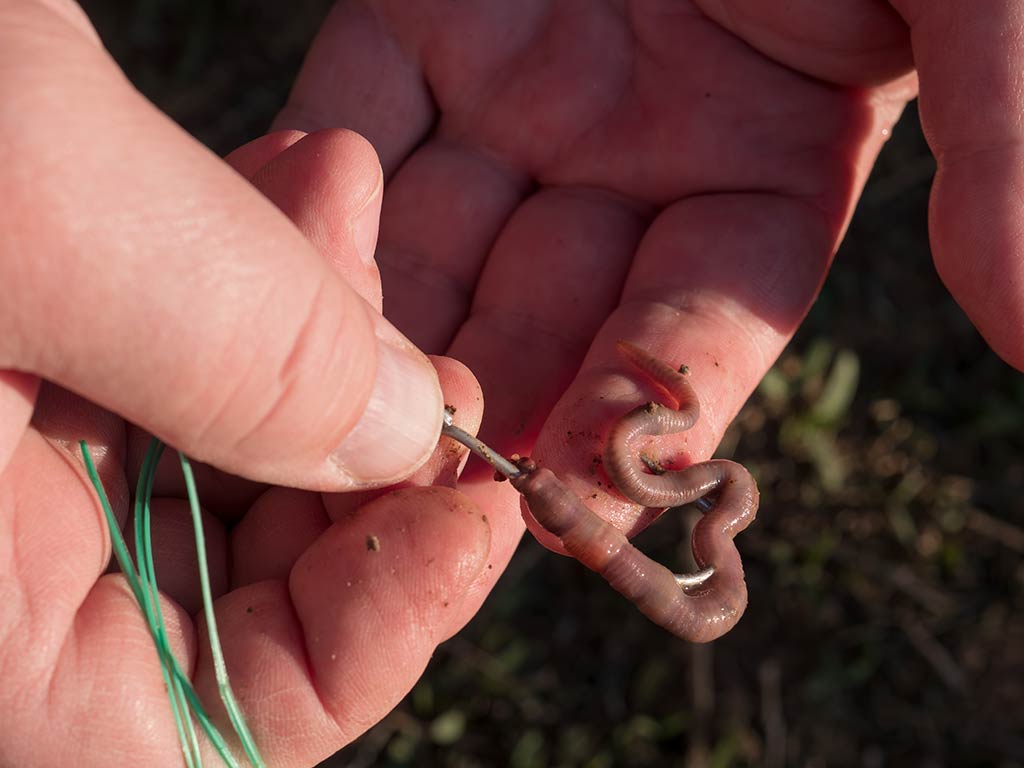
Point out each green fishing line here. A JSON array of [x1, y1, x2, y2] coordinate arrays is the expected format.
[[134, 440, 201, 767], [81, 440, 266, 768], [179, 451, 265, 766]]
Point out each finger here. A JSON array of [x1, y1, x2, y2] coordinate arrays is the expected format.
[[420, 356, 485, 487], [229, 488, 330, 587], [125, 497, 229, 616], [438, 473, 525, 641], [129, 130, 389, 513], [889, 0, 1024, 371], [448, 188, 647, 455], [375, 139, 529, 351], [124, 428, 267, 522], [0, 370, 39, 476], [31, 383, 129, 528], [223, 129, 306, 178], [273, 1, 436, 176], [228, 358, 487, 618], [293, 487, 489, 740], [229, 368, 498, 642], [248, 129, 385, 311], [1, 574, 196, 766], [0, 388, 133, 758], [527, 194, 838, 549], [227, 356, 490, 623], [321, 353, 483, 520], [226, 129, 385, 309], [0, 10, 443, 491], [191, 487, 490, 765], [1, 434, 122, 630]]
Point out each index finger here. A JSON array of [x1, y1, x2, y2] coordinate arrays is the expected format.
[[273, 1, 435, 176]]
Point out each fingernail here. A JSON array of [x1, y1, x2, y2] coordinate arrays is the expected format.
[[352, 165, 383, 267], [329, 336, 442, 487]]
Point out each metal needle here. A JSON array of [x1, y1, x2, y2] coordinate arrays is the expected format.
[[440, 408, 523, 480]]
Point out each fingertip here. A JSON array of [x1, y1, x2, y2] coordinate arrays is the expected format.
[[326, 320, 444, 490], [323, 353, 483, 520], [249, 128, 382, 210], [428, 354, 485, 437], [223, 129, 307, 178], [428, 354, 486, 483]]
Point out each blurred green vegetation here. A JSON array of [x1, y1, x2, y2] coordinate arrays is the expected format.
[[80, 2, 1024, 766]]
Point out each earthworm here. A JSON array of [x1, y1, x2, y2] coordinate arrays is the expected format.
[[510, 342, 759, 643]]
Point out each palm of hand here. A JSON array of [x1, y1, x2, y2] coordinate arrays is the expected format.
[[285, 1, 908, 452], [283, 1, 911, 536], [1, 3, 915, 766]]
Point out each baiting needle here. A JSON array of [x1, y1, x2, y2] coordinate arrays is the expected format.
[[440, 408, 523, 480]]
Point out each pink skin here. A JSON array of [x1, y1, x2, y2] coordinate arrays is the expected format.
[[5, 2, 1024, 765], [512, 342, 758, 643]]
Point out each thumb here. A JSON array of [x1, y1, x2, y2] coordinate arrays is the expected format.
[[0, 4, 442, 490]]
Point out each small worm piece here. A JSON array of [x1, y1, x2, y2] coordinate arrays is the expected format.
[[511, 456, 757, 643]]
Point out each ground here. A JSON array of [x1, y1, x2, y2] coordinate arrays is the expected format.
[[79, 2, 1024, 765]]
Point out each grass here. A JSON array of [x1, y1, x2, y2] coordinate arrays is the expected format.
[[78, 2, 1024, 765]]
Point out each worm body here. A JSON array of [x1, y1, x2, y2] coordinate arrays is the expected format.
[[516, 341, 759, 643]]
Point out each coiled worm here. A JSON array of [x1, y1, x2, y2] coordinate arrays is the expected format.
[[442, 342, 759, 642]]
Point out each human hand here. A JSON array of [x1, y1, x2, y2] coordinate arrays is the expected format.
[[0, 3, 495, 765], [276, 0, 1024, 556]]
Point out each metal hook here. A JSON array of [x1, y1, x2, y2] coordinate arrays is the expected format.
[[440, 407, 523, 480]]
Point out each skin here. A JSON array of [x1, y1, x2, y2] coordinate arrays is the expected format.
[[0, 119, 493, 766], [512, 343, 759, 642], [2, 1, 1024, 766], [0, 7, 491, 759]]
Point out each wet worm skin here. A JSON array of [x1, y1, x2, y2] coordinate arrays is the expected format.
[[514, 342, 759, 643]]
